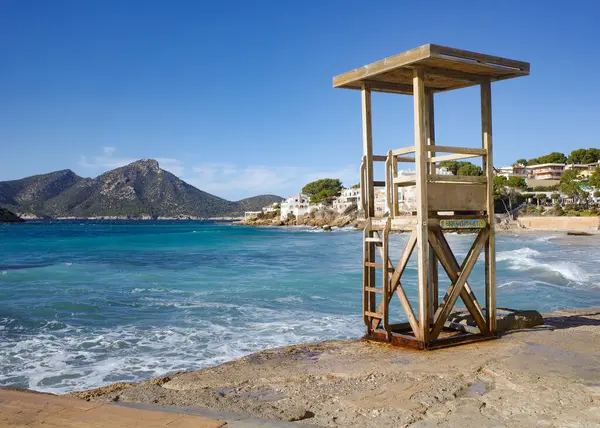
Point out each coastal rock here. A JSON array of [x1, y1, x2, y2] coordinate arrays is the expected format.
[[0, 207, 24, 223], [72, 308, 600, 428], [446, 308, 544, 333]]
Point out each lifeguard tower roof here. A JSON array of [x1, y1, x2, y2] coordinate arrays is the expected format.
[[333, 44, 530, 94]]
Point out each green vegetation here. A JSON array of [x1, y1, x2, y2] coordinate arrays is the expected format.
[[493, 175, 525, 216], [529, 184, 559, 192], [302, 178, 343, 204], [438, 161, 483, 176], [559, 169, 586, 204], [527, 152, 567, 166], [522, 148, 600, 167], [507, 176, 527, 190], [590, 167, 600, 189], [350, 183, 360, 189], [567, 148, 600, 164]]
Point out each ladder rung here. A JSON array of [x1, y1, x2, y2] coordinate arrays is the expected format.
[[365, 287, 383, 294], [373, 180, 386, 187], [365, 237, 382, 243], [364, 262, 384, 268], [364, 262, 395, 271], [365, 311, 383, 319]]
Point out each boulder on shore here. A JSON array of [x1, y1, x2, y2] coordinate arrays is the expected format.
[[0, 207, 25, 223]]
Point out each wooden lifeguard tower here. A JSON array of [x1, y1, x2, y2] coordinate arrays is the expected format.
[[334, 44, 529, 349]]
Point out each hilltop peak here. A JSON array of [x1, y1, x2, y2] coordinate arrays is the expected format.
[[128, 159, 160, 171]]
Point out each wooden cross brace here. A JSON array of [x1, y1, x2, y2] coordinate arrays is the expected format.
[[428, 227, 490, 340], [367, 226, 489, 344]]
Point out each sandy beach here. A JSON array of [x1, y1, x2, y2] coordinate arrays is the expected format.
[[66, 307, 600, 427]]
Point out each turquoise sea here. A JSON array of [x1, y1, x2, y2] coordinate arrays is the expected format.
[[1, 221, 599, 394]]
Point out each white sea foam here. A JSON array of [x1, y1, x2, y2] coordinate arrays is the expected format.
[[497, 247, 589, 283], [274, 296, 303, 303], [0, 306, 361, 394]]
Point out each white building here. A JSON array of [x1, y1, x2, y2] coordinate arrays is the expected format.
[[333, 187, 361, 213], [244, 211, 261, 220], [528, 163, 565, 180], [262, 202, 281, 214], [280, 194, 320, 219], [496, 164, 529, 178]]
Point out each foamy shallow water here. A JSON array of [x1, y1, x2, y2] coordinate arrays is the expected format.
[[0, 221, 599, 393]]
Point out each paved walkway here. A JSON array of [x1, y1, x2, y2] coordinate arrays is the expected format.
[[0, 389, 225, 427]]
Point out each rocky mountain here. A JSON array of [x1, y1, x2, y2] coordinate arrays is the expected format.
[[0, 159, 282, 219]]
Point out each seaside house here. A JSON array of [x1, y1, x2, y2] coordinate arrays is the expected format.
[[243, 211, 261, 220], [261, 202, 281, 214], [332, 187, 361, 213], [565, 162, 599, 178], [280, 193, 321, 219], [496, 164, 529, 178], [528, 163, 565, 180]]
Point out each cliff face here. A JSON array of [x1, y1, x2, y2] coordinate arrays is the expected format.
[[0, 160, 282, 218], [0, 207, 24, 223]]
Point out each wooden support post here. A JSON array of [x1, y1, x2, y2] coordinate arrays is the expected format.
[[425, 89, 438, 316], [481, 80, 496, 333], [362, 84, 376, 327], [413, 68, 429, 343]]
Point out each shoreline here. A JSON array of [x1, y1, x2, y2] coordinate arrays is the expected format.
[[54, 307, 600, 427]]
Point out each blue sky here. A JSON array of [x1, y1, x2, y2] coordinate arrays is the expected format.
[[1, 1, 598, 200]]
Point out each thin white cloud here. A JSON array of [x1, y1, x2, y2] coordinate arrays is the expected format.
[[184, 163, 359, 200], [79, 148, 359, 200]]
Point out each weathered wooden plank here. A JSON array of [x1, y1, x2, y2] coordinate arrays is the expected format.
[[427, 182, 487, 211], [365, 311, 383, 319], [429, 152, 481, 163], [362, 86, 374, 217], [425, 145, 486, 155], [429, 44, 530, 72], [426, 89, 438, 317], [428, 174, 487, 183], [363, 79, 415, 94], [392, 146, 416, 156], [481, 79, 496, 333], [414, 68, 430, 343], [361, 85, 376, 332], [333, 44, 431, 88]]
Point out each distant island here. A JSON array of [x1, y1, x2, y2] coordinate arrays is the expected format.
[[0, 159, 282, 219]]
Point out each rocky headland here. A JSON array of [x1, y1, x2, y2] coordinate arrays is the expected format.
[[0, 160, 281, 219], [69, 307, 600, 427], [0, 207, 24, 223], [241, 206, 362, 229]]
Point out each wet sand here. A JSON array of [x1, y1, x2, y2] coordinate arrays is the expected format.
[[69, 307, 600, 427]]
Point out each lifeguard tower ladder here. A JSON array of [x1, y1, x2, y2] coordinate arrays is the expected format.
[[334, 44, 529, 349]]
